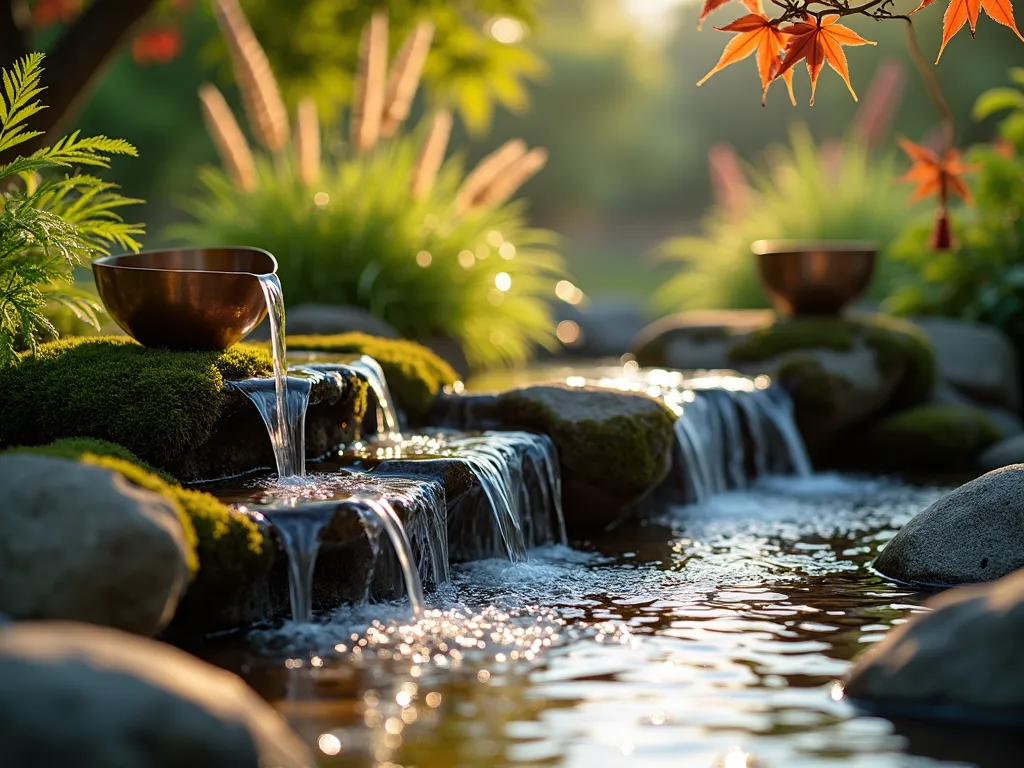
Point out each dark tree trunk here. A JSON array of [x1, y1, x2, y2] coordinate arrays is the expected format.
[[0, 0, 159, 156]]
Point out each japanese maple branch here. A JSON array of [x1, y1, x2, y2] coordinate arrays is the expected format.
[[902, 18, 955, 149]]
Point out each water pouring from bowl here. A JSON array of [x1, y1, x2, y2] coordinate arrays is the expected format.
[[92, 247, 302, 479]]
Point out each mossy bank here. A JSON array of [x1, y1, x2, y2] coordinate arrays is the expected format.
[[0, 334, 459, 480]]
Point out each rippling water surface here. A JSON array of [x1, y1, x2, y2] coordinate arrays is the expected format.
[[198, 475, 1024, 767]]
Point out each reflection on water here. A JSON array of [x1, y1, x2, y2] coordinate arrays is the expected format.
[[196, 475, 1024, 767]]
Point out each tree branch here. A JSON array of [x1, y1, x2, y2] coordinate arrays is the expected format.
[[4, 0, 159, 157], [903, 18, 955, 149]]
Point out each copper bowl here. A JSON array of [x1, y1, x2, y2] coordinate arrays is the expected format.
[[752, 240, 877, 317], [92, 247, 278, 350]]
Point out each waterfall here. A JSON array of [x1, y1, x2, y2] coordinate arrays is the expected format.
[[342, 356, 401, 439], [559, 366, 812, 505], [356, 498, 426, 617], [240, 472, 447, 621], [232, 376, 313, 479], [361, 431, 566, 561], [252, 502, 329, 623]]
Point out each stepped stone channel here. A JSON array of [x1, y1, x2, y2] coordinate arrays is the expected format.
[[169, 358, 812, 636]]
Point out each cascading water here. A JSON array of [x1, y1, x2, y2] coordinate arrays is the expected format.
[[343, 355, 402, 439], [232, 376, 313, 479], [356, 497, 426, 616], [236, 472, 448, 622], [251, 502, 329, 623], [353, 431, 566, 562], [557, 366, 813, 505]]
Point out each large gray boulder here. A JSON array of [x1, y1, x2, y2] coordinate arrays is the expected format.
[[913, 317, 1021, 413], [874, 465, 1024, 586], [0, 621, 312, 767], [0, 455, 190, 636], [845, 568, 1024, 719]]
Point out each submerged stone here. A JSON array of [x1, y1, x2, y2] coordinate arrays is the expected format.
[[875, 465, 1024, 587], [431, 384, 678, 528], [0, 621, 312, 767], [845, 568, 1024, 723], [843, 404, 1001, 473], [0, 455, 191, 636]]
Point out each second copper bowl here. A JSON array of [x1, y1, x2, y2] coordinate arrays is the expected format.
[[92, 247, 278, 350], [752, 240, 877, 317]]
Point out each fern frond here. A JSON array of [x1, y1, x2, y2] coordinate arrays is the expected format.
[[0, 53, 45, 154]]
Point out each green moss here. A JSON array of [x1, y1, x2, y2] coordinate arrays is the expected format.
[[729, 317, 859, 364], [853, 404, 1001, 472], [4, 439, 270, 588], [497, 389, 677, 496], [728, 315, 936, 411], [287, 333, 458, 422], [13, 437, 177, 482], [0, 336, 273, 470], [775, 356, 843, 413]]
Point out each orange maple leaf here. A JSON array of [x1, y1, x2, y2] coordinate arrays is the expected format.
[[698, 0, 764, 30], [898, 137, 976, 204], [697, 14, 797, 105], [912, 0, 1024, 62], [774, 15, 876, 105]]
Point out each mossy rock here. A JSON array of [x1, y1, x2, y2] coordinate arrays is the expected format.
[[432, 385, 678, 528], [847, 404, 1001, 473], [287, 333, 458, 423], [4, 438, 270, 586], [0, 337, 273, 470], [729, 314, 935, 407], [723, 315, 938, 454]]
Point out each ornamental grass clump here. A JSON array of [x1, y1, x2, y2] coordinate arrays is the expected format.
[[171, 1, 567, 369], [0, 53, 143, 366]]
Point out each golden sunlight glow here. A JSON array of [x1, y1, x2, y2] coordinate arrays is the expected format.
[[557, 320, 582, 345], [495, 272, 512, 292], [318, 734, 342, 755], [488, 16, 526, 44], [458, 250, 475, 269], [722, 747, 751, 768], [499, 242, 516, 260], [416, 250, 432, 267], [313, 191, 329, 207], [555, 280, 584, 305]]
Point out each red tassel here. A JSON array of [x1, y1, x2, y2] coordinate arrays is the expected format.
[[931, 209, 954, 251]]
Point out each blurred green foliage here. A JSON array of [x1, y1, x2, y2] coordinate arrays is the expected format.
[[168, 125, 568, 369], [63, 0, 1024, 302], [888, 70, 1024, 341], [654, 126, 916, 312], [207, 0, 545, 133]]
